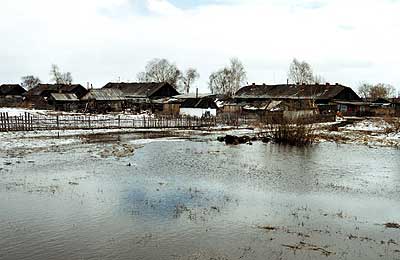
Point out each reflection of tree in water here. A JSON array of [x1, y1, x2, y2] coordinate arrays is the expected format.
[[124, 185, 234, 222]]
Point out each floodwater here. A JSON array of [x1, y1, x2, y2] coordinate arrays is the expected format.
[[0, 134, 400, 260]]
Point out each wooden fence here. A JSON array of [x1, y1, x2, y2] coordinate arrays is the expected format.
[[0, 112, 217, 132]]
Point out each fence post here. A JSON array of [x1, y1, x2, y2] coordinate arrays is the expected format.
[[0, 113, 4, 132], [6, 112, 10, 132]]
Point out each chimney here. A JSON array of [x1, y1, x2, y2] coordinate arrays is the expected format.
[[86, 82, 90, 89], [196, 88, 198, 99], [90, 84, 93, 89], [287, 79, 289, 85]]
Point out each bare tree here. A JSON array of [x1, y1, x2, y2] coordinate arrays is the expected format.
[[21, 75, 41, 90], [50, 64, 73, 84], [358, 83, 373, 99], [357, 83, 395, 99], [181, 68, 200, 94], [137, 58, 181, 88], [208, 58, 247, 97], [313, 74, 325, 84], [288, 58, 314, 84]]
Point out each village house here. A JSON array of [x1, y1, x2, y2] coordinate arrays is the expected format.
[[102, 82, 180, 112], [80, 88, 126, 113], [162, 93, 218, 117], [231, 83, 362, 119], [0, 84, 26, 107], [24, 84, 88, 109], [48, 93, 80, 111]]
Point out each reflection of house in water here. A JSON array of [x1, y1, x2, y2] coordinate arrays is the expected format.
[[0, 84, 26, 107]]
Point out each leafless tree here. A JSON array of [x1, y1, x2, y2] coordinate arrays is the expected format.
[[21, 75, 41, 90], [358, 83, 373, 99], [181, 68, 200, 94], [208, 58, 247, 97], [358, 83, 396, 99], [50, 64, 73, 84], [313, 74, 325, 84], [288, 58, 314, 84], [137, 58, 181, 88]]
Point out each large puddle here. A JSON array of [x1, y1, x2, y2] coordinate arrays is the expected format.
[[1, 137, 400, 260]]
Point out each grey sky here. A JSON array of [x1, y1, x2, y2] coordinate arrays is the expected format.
[[0, 0, 399, 94]]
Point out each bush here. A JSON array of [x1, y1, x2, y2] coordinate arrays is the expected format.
[[264, 118, 316, 146]]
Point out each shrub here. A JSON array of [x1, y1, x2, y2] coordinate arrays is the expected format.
[[264, 118, 316, 146]]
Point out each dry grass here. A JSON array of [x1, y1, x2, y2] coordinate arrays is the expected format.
[[383, 116, 400, 134], [264, 118, 316, 146]]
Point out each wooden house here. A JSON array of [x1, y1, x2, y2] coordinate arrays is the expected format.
[[24, 84, 87, 109], [0, 84, 26, 107], [234, 83, 362, 117], [179, 97, 218, 118], [102, 82, 180, 112], [48, 93, 80, 111], [80, 89, 126, 113]]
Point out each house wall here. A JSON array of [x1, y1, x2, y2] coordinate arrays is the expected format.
[[0, 96, 24, 107], [222, 105, 242, 114], [283, 110, 317, 120], [180, 108, 217, 118], [163, 103, 180, 115]]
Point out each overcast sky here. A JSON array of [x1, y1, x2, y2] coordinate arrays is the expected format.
[[0, 0, 399, 94]]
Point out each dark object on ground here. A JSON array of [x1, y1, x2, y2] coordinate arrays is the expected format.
[[222, 135, 251, 145], [384, 222, 400, 229], [261, 136, 272, 143], [258, 225, 278, 231], [217, 136, 225, 142]]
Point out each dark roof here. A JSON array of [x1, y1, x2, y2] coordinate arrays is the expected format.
[[26, 84, 85, 96], [103, 82, 179, 98], [49, 93, 79, 102], [236, 83, 359, 100], [0, 84, 26, 96], [181, 98, 218, 109], [81, 89, 126, 101]]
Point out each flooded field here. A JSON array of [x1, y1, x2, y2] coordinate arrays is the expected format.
[[1, 134, 400, 260]]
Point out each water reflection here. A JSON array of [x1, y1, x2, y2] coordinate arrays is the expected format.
[[1, 139, 400, 260]]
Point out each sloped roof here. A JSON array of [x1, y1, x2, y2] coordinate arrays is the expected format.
[[26, 84, 85, 96], [103, 82, 179, 98], [50, 93, 79, 102], [173, 93, 216, 99], [81, 89, 126, 101], [0, 84, 26, 95], [181, 98, 218, 109], [236, 84, 356, 100]]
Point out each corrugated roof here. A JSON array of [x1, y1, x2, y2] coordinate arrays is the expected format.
[[26, 84, 85, 96], [0, 84, 26, 95], [103, 82, 179, 98], [50, 93, 79, 102], [181, 98, 218, 109], [81, 89, 126, 101], [235, 84, 356, 100]]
